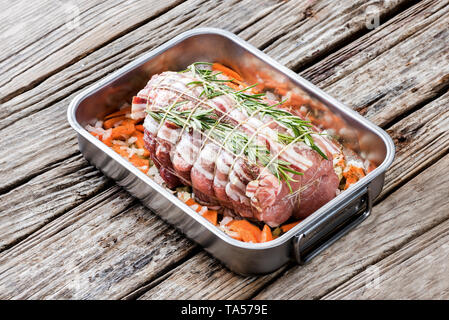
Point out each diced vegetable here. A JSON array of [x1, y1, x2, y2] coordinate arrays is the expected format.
[[281, 221, 301, 233], [132, 131, 150, 157], [110, 120, 135, 140], [260, 224, 273, 242], [343, 165, 366, 190], [103, 116, 127, 129], [212, 63, 243, 82], [129, 154, 149, 170], [202, 210, 218, 226], [228, 220, 262, 243], [90, 131, 101, 139]]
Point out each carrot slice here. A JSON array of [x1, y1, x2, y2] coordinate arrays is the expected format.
[[229, 232, 243, 241], [212, 63, 243, 82], [281, 221, 301, 233], [288, 93, 308, 107], [274, 87, 288, 97], [135, 124, 145, 133], [132, 131, 150, 157], [104, 116, 127, 129], [202, 210, 218, 226], [229, 220, 261, 243], [225, 81, 241, 90], [104, 106, 131, 120], [110, 121, 135, 140], [184, 198, 196, 206], [90, 131, 101, 139], [260, 224, 273, 242], [102, 135, 113, 147], [129, 154, 149, 168]]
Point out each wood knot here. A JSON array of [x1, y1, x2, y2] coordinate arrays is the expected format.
[[387, 129, 408, 146], [355, 106, 368, 116]]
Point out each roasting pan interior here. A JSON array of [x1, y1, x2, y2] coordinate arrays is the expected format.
[[72, 29, 394, 249], [76, 31, 389, 168]]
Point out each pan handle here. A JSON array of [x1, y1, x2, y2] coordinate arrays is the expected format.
[[293, 186, 372, 265]]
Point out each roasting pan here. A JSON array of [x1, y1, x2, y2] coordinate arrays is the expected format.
[[67, 28, 395, 275]]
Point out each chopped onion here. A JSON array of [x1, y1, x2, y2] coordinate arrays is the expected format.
[[177, 191, 192, 202], [127, 136, 138, 144], [112, 140, 127, 146], [199, 206, 208, 215], [220, 216, 233, 227], [102, 129, 112, 139]]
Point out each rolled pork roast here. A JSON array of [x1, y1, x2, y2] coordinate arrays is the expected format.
[[131, 64, 344, 227]]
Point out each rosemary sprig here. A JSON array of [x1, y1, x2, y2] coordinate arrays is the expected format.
[[146, 106, 303, 191], [184, 63, 328, 160]]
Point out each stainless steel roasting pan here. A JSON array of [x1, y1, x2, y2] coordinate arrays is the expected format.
[[67, 28, 395, 275]]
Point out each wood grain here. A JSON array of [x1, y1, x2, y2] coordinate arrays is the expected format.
[[135, 90, 449, 299], [0, 0, 414, 106], [1, 0, 448, 300], [254, 0, 415, 70], [303, 0, 449, 127], [0, 154, 110, 250], [0, 0, 184, 103], [254, 152, 449, 299], [0, 0, 413, 131], [324, 208, 449, 299], [131, 0, 449, 299], [0, 0, 443, 194], [137, 252, 288, 300], [301, 0, 448, 87], [0, 187, 195, 299], [382, 91, 449, 197]]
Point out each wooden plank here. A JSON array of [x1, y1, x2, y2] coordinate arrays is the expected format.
[[136, 252, 288, 300], [0, 0, 413, 106], [127, 90, 449, 300], [0, 0, 185, 103], [0, 154, 109, 250], [301, 0, 448, 86], [0, 188, 195, 299], [382, 91, 449, 197], [0, 0, 437, 193], [0, 0, 397, 131], [0, 0, 282, 193], [117, 1, 449, 299], [0, 0, 284, 246], [300, 0, 449, 127], [323, 218, 449, 299], [247, 0, 414, 70], [254, 153, 449, 299], [1, 0, 446, 299]]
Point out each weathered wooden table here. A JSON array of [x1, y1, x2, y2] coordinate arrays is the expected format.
[[0, 0, 448, 300]]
